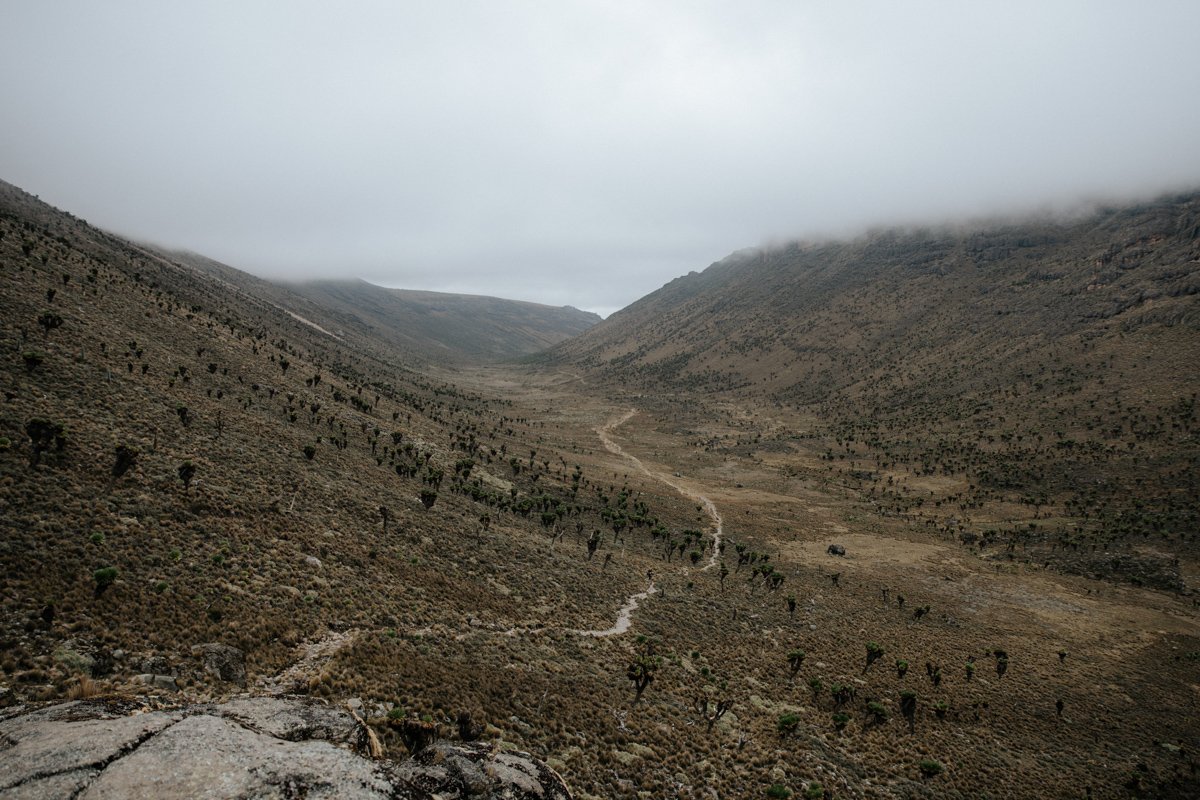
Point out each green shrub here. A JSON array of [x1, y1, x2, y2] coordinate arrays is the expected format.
[[918, 759, 944, 778], [178, 461, 196, 490], [865, 641, 885, 670], [111, 445, 138, 479], [93, 566, 119, 597], [26, 418, 66, 465]]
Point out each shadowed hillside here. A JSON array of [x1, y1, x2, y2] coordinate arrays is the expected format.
[[282, 280, 598, 361], [161, 250, 599, 364]]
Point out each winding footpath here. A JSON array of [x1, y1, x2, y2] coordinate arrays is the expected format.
[[570, 582, 658, 637], [596, 409, 724, 571], [261, 407, 722, 684]]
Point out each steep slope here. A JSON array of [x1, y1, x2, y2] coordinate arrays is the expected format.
[[4, 180, 1200, 798], [282, 279, 599, 362], [551, 193, 1200, 586], [163, 250, 599, 364], [0, 179, 688, 790], [558, 195, 1199, 400]]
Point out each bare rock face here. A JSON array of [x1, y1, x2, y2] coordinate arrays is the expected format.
[[0, 697, 573, 800], [399, 741, 574, 800], [191, 643, 246, 687]]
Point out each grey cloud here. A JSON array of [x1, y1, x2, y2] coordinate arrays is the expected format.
[[2, 1, 1198, 316]]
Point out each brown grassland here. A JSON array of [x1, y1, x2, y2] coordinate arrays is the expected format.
[[1, 181, 1197, 798]]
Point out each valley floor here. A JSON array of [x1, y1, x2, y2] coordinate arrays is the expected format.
[[427, 363, 1200, 799]]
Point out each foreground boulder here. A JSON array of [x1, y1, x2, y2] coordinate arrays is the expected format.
[[191, 643, 247, 687], [0, 697, 572, 800]]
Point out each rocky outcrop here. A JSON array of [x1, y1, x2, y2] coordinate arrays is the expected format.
[[0, 697, 572, 799], [191, 643, 247, 687]]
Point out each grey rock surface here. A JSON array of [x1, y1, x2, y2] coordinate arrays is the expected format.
[[0, 697, 573, 800], [207, 696, 358, 742], [399, 741, 574, 800], [135, 674, 178, 692], [191, 643, 246, 687], [0, 700, 184, 798], [83, 714, 394, 800]]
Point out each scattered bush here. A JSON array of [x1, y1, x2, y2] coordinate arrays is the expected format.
[[93, 566, 119, 597], [21, 351, 43, 372], [111, 445, 138, 480], [37, 311, 63, 337], [178, 461, 196, 491], [25, 418, 66, 466], [787, 648, 806, 677], [778, 712, 801, 738], [864, 641, 885, 671]]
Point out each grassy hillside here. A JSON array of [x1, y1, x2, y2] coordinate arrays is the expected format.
[[3, 180, 1198, 798], [550, 194, 1200, 590], [160, 250, 599, 363], [0, 180, 696, 790]]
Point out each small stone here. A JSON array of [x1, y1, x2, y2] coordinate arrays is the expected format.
[[304, 555, 322, 569], [140, 656, 172, 676], [136, 674, 179, 692]]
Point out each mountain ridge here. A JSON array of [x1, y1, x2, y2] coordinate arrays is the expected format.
[[548, 190, 1200, 588], [155, 247, 599, 364], [3, 177, 1199, 798]]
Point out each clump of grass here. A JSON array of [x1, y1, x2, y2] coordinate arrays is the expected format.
[[66, 674, 100, 700]]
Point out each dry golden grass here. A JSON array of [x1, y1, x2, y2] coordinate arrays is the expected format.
[[1, 181, 1198, 798]]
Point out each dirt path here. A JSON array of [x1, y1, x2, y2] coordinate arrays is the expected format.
[[260, 407, 721, 685], [571, 581, 658, 637], [258, 628, 360, 694], [597, 409, 724, 571]]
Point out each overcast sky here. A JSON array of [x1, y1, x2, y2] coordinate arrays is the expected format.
[[3, 1, 1199, 316]]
